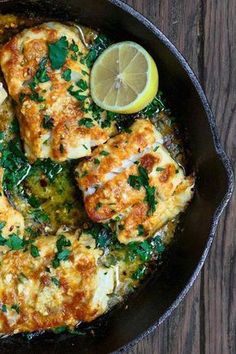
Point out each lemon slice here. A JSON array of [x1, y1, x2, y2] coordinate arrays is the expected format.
[[90, 41, 158, 114]]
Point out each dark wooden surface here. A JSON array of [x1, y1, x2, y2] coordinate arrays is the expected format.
[[122, 1, 236, 353]]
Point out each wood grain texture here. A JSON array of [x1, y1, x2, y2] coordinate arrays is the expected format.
[[122, 1, 236, 353]]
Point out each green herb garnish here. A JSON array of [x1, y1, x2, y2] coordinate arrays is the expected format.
[[51, 277, 60, 287], [62, 68, 71, 81], [6, 234, 25, 250], [100, 150, 109, 156], [52, 235, 72, 268], [69, 40, 79, 52], [32, 158, 63, 181], [1, 304, 7, 313], [85, 224, 115, 249], [128, 166, 157, 214], [132, 264, 147, 280], [29, 92, 45, 102], [11, 304, 20, 314], [93, 158, 100, 165], [42, 115, 54, 130], [78, 118, 94, 128], [30, 244, 40, 258], [68, 85, 87, 101], [48, 36, 69, 70], [76, 79, 88, 91], [137, 224, 144, 236], [30, 209, 50, 224], [156, 167, 165, 172], [28, 195, 41, 208], [141, 92, 166, 118], [80, 34, 110, 68]]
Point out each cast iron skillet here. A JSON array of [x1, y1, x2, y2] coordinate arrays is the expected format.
[[0, 0, 233, 353]]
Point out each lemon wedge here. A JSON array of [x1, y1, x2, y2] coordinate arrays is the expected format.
[[90, 41, 158, 114]]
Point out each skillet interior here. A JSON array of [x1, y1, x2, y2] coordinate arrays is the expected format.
[[0, 0, 233, 353]]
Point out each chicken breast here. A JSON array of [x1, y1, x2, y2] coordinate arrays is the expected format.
[[76, 119, 194, 242], [0, 232, 115, 334], [0, 22, 115, 162]]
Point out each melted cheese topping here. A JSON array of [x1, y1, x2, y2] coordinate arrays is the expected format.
[[0, 22, 115, 162], [0, 233, 115, 334], [118, 176, 194, 243], [0, 19, 195, 335], [76, 119, 163, 192], [76, 119, 194, 242]]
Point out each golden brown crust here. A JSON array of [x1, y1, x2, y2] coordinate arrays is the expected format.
[[0, 22, 115, 162], [84, 163, 146, 222], [0, 233, 114, 334], [118, 176, 194, 243], [76, 119, 163, 191], [78, 120, 186, 223]]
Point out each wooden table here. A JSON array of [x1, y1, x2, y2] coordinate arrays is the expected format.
[[123, 1, 236, 353]]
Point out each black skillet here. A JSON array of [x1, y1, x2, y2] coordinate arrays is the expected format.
[[0, 0, 233, 353]]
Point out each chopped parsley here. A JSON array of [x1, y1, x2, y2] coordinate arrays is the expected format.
[[29, 57, 50, 90], [61, 68, 71, 81], [0, 137, 31, 191], [156, 167, 165, 172], [48, 36, 69, 70], [68, 85, 87, 101], [53, 326, 68, 334], [132, 264, 147, 280], [100, 150, 109, 156], [32, 158, 63, 181], [30, 244, 40, 258], [1, 304, 7, 313], [27, 195, 41, 208], [52, 235, 72, 268], [6, 234, 25, 250], [78, 118, 94, 128], [29, 92, 45, 102], [101, 111, 117, 128], [69, 40, 79, 52], [80, 34, 110, 68], [30, 209, 50, 224], [128, 166, 157, 215], [57, 249, 71, 261], [11, 304, 20, 314], [18, 273, 28, 283], [70, 53, 78, 61], [0, 221, 6, 230], [82, 69, 89, 76], [145, 185, 156, 215], [51, 277, 60, 287], [137, 224, 144, 236], [85, 224, 115, 249], [76, 79, 88, 91], [93, 158, 100, 165], [140, 92, 166, 118], [95, 202, 102, 210], [42, 115, 54, 130]]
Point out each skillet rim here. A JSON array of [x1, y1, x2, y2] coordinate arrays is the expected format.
[[106, 0, 234, 353]]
